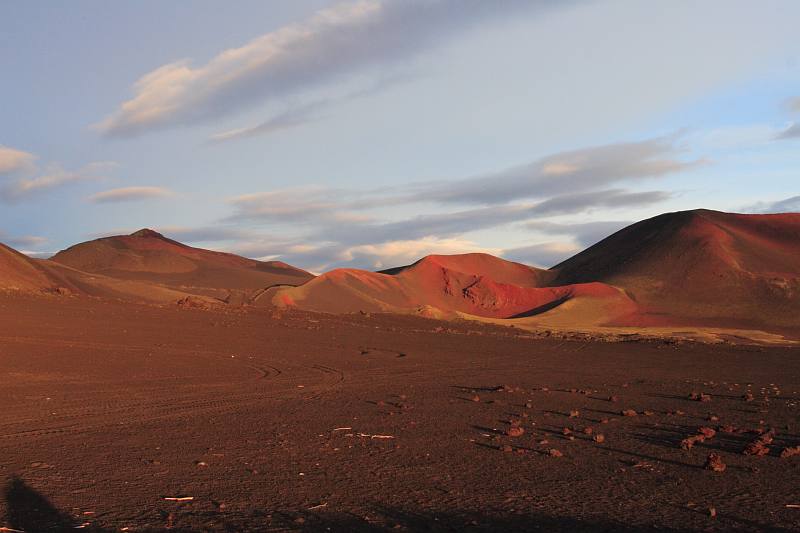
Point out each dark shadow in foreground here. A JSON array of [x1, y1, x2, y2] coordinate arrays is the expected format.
[[3, 476, 796, 532], [5, 475, 79, 532]]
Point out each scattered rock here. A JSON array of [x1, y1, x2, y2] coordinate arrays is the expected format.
[[681, 435, 705, 450], [507, 426, 525, 438], [568, 410, 579, 418], [621, 409, 637, 417], [697, 427, 716, 439], [593, 434, 605, 444], [743, 441, 770, 456], [704, 453, 726, 472], [548, 448, 563, 457], [471, 395, 481, 402], [687, 392, 712, 402], [780, 446, 800, 458]]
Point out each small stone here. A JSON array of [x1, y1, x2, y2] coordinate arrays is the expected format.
[[569, 410, 579, 418], [621, 409, 637, 417], [697, 427, 716, 439], [548, 448, 563, 457], [507, 426, 525, 438], [593, 434, 605, 443], [704, 453, 726, 472], [471, 395, 480, 402], [780, 446, 800, 458]]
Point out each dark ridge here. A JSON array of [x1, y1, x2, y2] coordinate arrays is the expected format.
[[129, 228, 165, 239]]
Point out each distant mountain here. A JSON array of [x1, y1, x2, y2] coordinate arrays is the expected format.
[[0, 240, 218, 304], [51, 229, 312, 303], [5, 209, 798, 334], [273, 253, 635, 322], [551, 209, 800, 329]]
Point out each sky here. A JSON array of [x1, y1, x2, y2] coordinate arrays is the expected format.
[[1, 0, 799, 272]]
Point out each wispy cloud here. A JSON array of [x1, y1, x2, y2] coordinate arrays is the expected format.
[[1, 162, 116, 203], [744, 195, 800, 213], [776, 122, 800, 140], [0, 232, 47, 249], [525, 220, 631, 247], [421, 137, 698, 205], [88, 186, 173, 203], [502, 242, 582, 269], [0, 145, 35, 174], [217, 135, 688, 270], [209, 73, 411, 143], [96, 0, 555, 136]]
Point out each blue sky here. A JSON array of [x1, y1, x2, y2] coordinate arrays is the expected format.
[[1, 0, 799, 271]]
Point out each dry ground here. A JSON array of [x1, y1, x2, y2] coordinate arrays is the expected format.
[[0, 293, 798, 532]]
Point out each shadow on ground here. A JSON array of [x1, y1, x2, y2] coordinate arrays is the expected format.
[[2, 476, 795, 532]]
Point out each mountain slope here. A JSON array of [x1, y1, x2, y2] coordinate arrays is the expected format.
[[0, 243, 59, 291], [274, 253, 635, 321], [51, 229, 313, 302], [1, 241, 220, 304], [551, 209, 800, 328]]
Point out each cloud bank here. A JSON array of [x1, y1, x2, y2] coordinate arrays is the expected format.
[[96, 0, 553, 136]]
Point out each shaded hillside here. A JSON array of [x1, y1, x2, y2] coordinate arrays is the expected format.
[[274, 253, 634, 322], [0, 243, 59, 292], [551, 209, 800, 328], [1, 241, 219, 304], [51, 229, 313, 302]]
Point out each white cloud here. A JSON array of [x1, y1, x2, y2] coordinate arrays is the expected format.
[[0, 232, 47, 249], [0, 145, 35, 174], [421, 137, 697, 205], [744, 195, 800, 213], [88, 186, 173, 203], [1, 162, 116, 203], [96, 0, 549, 136]]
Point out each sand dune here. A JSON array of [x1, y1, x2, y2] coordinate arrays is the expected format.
[[51, 229, 312, 302]]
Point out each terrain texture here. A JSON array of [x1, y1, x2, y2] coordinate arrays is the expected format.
[[0, 294, 799, 532]]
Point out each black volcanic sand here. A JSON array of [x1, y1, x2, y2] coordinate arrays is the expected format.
[[0, 293, 798, 532]]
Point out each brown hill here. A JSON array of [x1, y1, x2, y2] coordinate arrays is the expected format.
[[551, 209, 800, 329], [0, 243, 60, 291], [1, 240, 222, 304], [274, 253, 635, 322], [51, 229, 313, 303]]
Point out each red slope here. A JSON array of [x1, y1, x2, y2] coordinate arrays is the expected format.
[[0, 243, 58, 291], [275, 253, 633, 320], [51, 229, 313, 294], [552, 209, 800, 328]]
